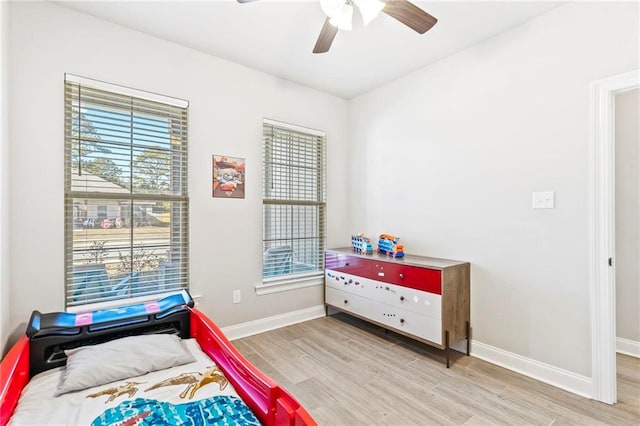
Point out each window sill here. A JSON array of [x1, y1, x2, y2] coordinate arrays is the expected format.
[[256, 273, 324, 296]]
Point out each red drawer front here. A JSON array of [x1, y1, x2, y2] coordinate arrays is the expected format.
[[372, 262, 442, 295], [325, 252, 372, 278]]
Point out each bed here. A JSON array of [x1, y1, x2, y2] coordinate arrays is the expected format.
[[0, 291, 315, 426]]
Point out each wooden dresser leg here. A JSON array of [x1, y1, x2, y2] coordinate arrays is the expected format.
[[445, 330, 450, 368], [466, 321, 471, 356]]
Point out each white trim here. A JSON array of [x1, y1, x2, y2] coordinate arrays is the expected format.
[[256, 274, 324, 295], [471, 341, 593, 399], [616, 337, 640, 358], [221, 305, 326, 341], [589, 69, 640, 404], [264, 117, 326, 137], [65, 73, 188, 108]]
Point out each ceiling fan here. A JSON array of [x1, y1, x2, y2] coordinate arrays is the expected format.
[[237, 0, 438, 54]]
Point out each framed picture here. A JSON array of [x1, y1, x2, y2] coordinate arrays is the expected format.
[[212, 155, 245, 199]]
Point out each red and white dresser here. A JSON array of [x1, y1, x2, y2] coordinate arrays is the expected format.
[[325, 248, 470, 367]]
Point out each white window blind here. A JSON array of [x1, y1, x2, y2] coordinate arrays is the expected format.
[[64, 75, 189, 308], [263, 119, 326, 280]]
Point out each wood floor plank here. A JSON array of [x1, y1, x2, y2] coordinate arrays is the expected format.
[[362, 377, 459, 426], [431, 377, 554, 425], [234, 314, 640, 425], [394, 383, 474, 424], [463, 414, 508, 426], [298, 375, 389, 423], [460, 355, 639, 424], [617, 353, 640, 417], [499, 386, 611, 426], [272, 354, 321, 385]]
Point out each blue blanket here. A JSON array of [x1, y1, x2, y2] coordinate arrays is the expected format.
[[92, 396, 261, 426]]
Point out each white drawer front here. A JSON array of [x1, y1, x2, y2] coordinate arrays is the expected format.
[[326, 287, 442, 345], [326, 270, 441, 320]]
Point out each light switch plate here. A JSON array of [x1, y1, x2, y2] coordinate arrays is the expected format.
[[532, 191, 555, 209]]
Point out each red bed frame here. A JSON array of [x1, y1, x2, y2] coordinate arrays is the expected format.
[[0, 293, 315, 426]]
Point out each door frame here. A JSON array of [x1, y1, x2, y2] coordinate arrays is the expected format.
[[589, 69, 639, 404]]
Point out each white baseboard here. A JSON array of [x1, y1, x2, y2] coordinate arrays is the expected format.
[[471, 341, 593, 399], [616, 337, 640, 358], [221, 304, 326, 341]]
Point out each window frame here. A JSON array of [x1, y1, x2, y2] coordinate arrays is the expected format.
[[64, 74, 189, 310], [258, 118, 327, 295]]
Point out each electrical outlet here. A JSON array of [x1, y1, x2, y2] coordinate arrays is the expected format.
[[192, 294, 202, 307], [532, 191, 555, 209], [233, 290, 241, 304]]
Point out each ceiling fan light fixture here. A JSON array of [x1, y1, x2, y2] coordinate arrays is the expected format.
[[320, 0, 346, 19], [354, 0, 384, 26], [329, 3, 353, 31]]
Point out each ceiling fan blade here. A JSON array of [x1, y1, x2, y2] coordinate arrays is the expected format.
[[383, 0, 437, 34], [313, 18, 339, 54], [236, 0, 259, 3]]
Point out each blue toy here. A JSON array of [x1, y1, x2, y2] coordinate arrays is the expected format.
[[351, 233, 373, 254], [377, 234, 405, 258]]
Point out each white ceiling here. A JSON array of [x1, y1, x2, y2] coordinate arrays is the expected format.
[[57, 0, 562, 99]]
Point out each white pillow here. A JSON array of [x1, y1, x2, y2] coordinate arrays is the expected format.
[[54, 334, 195, 396]]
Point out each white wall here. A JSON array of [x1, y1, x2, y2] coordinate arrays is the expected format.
[[0, 0, 11, 355], [615, 88, 639, 343], [349, 1, 639, 377], [7, 1, 350, 335]]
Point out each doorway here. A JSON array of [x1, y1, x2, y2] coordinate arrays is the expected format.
[[590, 70, 640, 404]]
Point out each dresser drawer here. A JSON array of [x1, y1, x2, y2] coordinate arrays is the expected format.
[[326, 270, 441, 320], [380, 305, 443, 346], [370, 281, 442, 320], [326, 285, 372, 317], [325, 252, 372, 278], [372, 262, 441, 295], [326, 286, 442, 345]]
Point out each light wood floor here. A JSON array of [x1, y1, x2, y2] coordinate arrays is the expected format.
[[234, 313, 640, 425]]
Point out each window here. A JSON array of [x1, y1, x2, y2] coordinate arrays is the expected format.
[[262, 119, 326, 288], [97, 205, 107, 219], [64, 75, 188, 308]]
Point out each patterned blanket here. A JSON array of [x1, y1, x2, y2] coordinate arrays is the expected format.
[[92, 396, 261, 426]]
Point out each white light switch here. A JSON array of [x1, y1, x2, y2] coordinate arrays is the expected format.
[[532, 191, 555, 209]]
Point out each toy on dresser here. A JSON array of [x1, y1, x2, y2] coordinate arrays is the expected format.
[[351, 233, 373, 254], [377, 234, 404, 258]]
